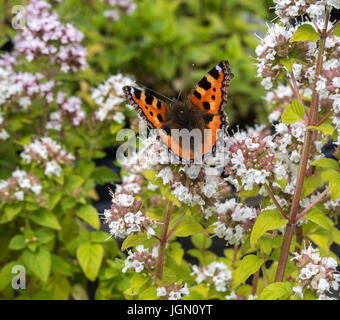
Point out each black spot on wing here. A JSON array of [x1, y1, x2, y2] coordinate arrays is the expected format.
[[208, 67, 220, 80], [193, 90, 201, 99], [211, 95, 215, 100], [156, 100, 162, 110], [162, 125, 171, 135], [157, 114, 163, 122], [198, 77, 211, 90], [134, 89, 141, 100], [150, 111, 153, 116], [203, 114, 214, 123], [203, 101, 210, 110], [145, 93, 154, 105]]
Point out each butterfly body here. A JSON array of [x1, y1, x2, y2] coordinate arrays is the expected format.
[[123, 60, 234, 162]]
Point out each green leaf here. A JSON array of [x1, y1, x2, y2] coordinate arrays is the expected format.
[[0, 204, 23, 224], [258, 237, 273, 255], [235, 255, 264, 285], [9, 235, 26, 250], [311, 158, 339, 171], [301, 175, 321, 198], [250, 210, 287, 247], [129, 273, 149, 295], [333, 24, 340, 37], [306, 208, 331, 230], [308, 123, 334, 136], [90, 231, 110, 243], [191, 234, 212, 250], [76, 205, 100, 230], [143, 169, 163, 186], [64, 175, 84, 193], [290, 24, 320, 42], [29, 209, 61, 230], [0, 262, 18, 291], [35, 228, 55, 244], [51, 255, 73, 277], [93, 167, 120, 184], [22, 246, 51, 282], [173, 217, 205, 237], [121, 233, 157, 251], [280, 58, 295, 72], [281, 99, 304, 124], [76, 242, 103, 281], [329, 173, 340, 200], [139, 286, 158, 300], [259, 282, 292, 300]]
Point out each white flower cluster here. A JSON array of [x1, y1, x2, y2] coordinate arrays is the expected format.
[[91, 73, 135, 122], [14, 0, 87, 72], [0, 111, 9, 140], [122, 245, 158, 273], [104, 192, 157, 239], [212, 198, 258, 245], [157, 283, 189, 300], [191, 262, 232, 292], [20, 137, 74, 177], [273, 0, 340, 23], [0, 169, 42, 202], [292, 244, 340, 300], [223, 126, 276, 191]]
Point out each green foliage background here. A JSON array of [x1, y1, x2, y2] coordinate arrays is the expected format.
[[0, 0, 275, 300]]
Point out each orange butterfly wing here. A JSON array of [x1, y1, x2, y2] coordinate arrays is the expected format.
[[123, 86, 167, 129], [190, 60, 234, 114]]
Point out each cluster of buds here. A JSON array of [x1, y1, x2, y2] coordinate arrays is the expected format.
[[91, 73, 134, 122], [224, 126, 276, 191], [14, 0, 87, 73], [20, 137, 74, 177], [104, 192, 157, 239], [0, 169, 42, 202], [101, 0, 137, 21], [156, 282, 189, 300], [122, 245, 158, 273], [291, 244, 340, 300], [191, 262, 232, 292], [212, 198, 259, 245]]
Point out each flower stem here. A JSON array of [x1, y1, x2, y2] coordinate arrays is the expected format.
[[264, 184, 288, 219], [315, 108, 334, 127], [156, 199, 173, 280], [252, 269, 260, 296], [274, 13, 329, 282], [296, 187, 330, 221], [166, 208, 187, 241]]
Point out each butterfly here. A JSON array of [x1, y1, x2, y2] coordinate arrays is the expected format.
[[123, 60, 234, 163]]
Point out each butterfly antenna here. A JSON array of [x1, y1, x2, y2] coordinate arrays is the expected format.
[[176, 63, 195, 102], [135, 81, 174, 103]]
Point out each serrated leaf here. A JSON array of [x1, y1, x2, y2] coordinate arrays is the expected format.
[[76, 205, 100, 230], [290, 24, 320, 42], [77, 242, 103, 281], [22, 246, 51, 282], [29, 209, 61, 230], [259, 282, 292, 300], [281, 100, 304, 124], [250, 210, 287, 247]]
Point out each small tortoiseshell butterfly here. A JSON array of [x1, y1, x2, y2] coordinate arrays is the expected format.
[[123, 60, 234, 163]]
